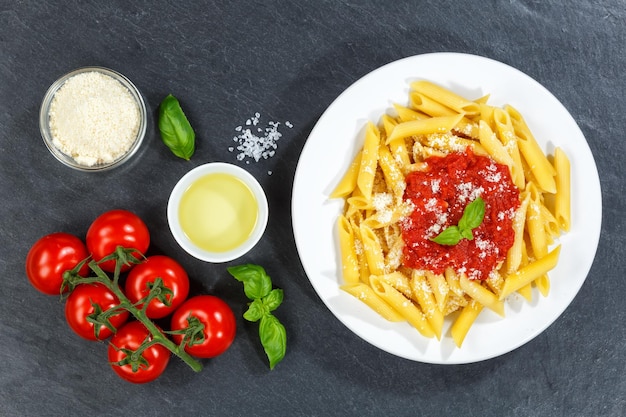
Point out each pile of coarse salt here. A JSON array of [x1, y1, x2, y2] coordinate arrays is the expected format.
[[228, 112, 293, 175]]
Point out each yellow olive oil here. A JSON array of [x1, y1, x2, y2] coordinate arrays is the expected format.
[[178, 173, 258, 252]]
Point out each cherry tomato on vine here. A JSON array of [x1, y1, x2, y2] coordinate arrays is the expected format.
[[124, 255, 190, 319], [25, 232, 89, 295], [108, 320, 170, 384], [86, 209, 150, 273], [170, 295, 236, 358], [65, 283, 129, 341]]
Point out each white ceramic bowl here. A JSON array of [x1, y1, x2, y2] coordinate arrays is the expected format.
[[167, 162, 269, 263]]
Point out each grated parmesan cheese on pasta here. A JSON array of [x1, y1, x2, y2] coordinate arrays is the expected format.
[[49, 71, 140, 166]]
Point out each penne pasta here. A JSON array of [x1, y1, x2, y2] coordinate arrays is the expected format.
[[330, 150, 362, 198], [479, 103, 496, 129], [370, 276, 435, 338], [493, 108, 526, 190], [459, 274, 505, 317], [330, 79, 571, 348], [362, 201, 412, 230], [525, 182, 549, 260], [454, 117, 480, 139], [535, 274, 550, 297], [376, 271, 412, 299], [356, 122, 380, 200], [506, 105, 557, 194], [359, 224, 386, 276], [346, 194, 372, 211], [392, 103, 429, 122], [500, 245, 561, 299], [425, 271, 449, 313], [516, 282, 533, 302], [411, 80, 480, 117], [478, 120, 515, 168], [341, 283, 405, 322], [420, 132, 488, 156], [381, 113, 398, 137], [553, 147, 571, 232], [336, 215, 360, 285], [410, 271, 445, 340], [410, 92, 458, 117], [386, 114, 464, 143], [444, 267, 464, 298], [378, 145, 406, 201], [348, 220, 370, 284], [506, 192, 531, 273], [539, 203, 560, 241], [450, 300, 483, 348]]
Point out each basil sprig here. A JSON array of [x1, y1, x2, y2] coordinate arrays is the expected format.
[[158, 94, 195, 160], [430, 197, 485, 246], [228, 264, 286, 370]]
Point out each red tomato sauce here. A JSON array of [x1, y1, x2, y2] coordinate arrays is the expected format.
[[401, 149, 520, 280]]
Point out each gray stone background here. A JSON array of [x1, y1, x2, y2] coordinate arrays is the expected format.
[[0, 1, 624, 416]]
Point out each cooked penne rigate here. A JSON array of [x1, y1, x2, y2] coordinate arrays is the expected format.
[[553, 147, 571, 232], [340, 283, 405, 322], [331, 80, 571, 348]]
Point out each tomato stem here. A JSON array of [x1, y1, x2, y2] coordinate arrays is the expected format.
[[64, 248, 203, 373]]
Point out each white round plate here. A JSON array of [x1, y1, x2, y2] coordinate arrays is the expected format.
[[291, 52, 602, 364]]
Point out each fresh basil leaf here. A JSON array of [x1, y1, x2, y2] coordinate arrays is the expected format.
[[227, 264, 272, 300], [259, 314, 287, 370], [230, 263, 287, 369], [460, 228, 474, 241], [158, 94, 195, 160], [431, 197, 485, 246], [243, 298, 266, 322], [430, 225, 461, 245], [458, 197, 485, 231], [262, 289, 283, 312]]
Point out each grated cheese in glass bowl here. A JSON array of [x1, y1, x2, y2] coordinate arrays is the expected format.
[[39, 66, 147, 172]]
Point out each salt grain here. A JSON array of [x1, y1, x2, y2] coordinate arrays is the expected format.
[[229, 113, 293, 164]]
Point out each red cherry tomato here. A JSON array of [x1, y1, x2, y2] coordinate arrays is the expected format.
[[108, 321, 170, 384], [170, 295, 236, 358], [86, 210, 150, 273], [25, 232, 89, 295], [124, 255, 190, 319], [65, 283, 129, 341]]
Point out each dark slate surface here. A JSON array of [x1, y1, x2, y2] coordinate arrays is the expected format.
[[1, 1, 624, 416]]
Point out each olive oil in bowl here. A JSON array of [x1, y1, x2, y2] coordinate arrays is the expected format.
[[179, 173, 258, 253], [167, 162, 268, 263]]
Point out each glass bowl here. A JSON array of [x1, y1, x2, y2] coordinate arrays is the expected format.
[[39, 66, 147, 172], [167, 162, 269, 263]]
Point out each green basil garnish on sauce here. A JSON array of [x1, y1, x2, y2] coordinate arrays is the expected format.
[[430, 197, 485, 246]]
